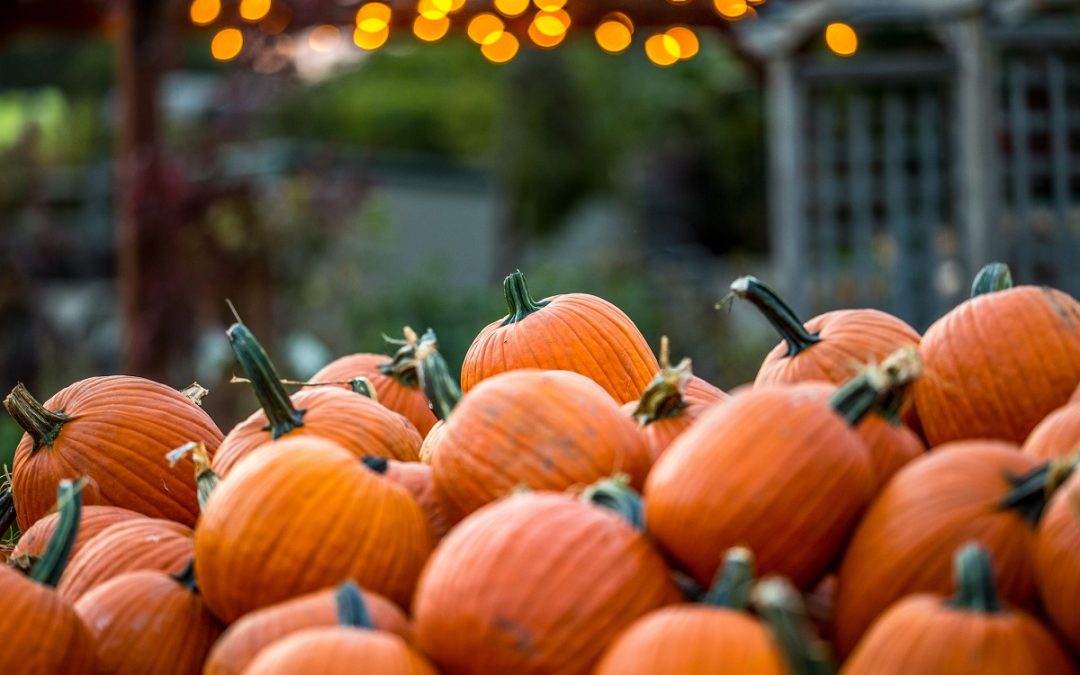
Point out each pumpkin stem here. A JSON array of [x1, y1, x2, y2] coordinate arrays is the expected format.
[[755, 578, 837, 675], [172, 559, 199, 593], [971, 262, 1014, 297], [377, 327, 422, 389], [227, 323, 306, 439], [702, 547, 755, 610], [335, 581, 374, 629], [167, 442, 220, 511], [946, 543, 1002, 613], [729, 276, 821, 357], [632, 339, 693, 426], [501, 270, 549, 327], [361, 455, 389, 474], [179, 382, 209, 406], [581, 476, 646, 532], [30, 479, 82, 588], [998, 456, 1076, 525], [415, 330, 461, 421], [350, 377, 378, 401], [0, 486, 15, 539], [3, 383, 70, 453], [829, 348, 922, 426]]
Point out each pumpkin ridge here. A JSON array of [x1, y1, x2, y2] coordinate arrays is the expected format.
[[563, 296, 657, 389], [545, 304, 626, 396], [972, 298, 1032, 442]]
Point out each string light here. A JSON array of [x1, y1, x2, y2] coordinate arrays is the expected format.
[[211, 28, 244, 61], [414, 14, 450, 41], [355, 3, 392, 32], [825, 22, 858, 56], [353, 24, 390, 49], [533, 0, 566, 10], [666, 26, 699, 60], [595, 15, 633, 54], [190, 0, 220, 26], [418, 0, 448, 20], [481, 31, 519, 63], [239, 0, 271, 22], [467, 13, 505, 45], [494, 0, 530, 17], [528, 20, 565, 48], [533, 9, 570, 37], [645, 33, 680, 66], [714, 0, 748, 19]]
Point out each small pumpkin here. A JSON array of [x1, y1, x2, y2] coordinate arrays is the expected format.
[[11, 504, 144, 569], [242, 630, 435, 675], [362, 456, 451, 541], [1033, 460, 1080, 654], [460, 270, 659, 404], [413, 480, 680, 675], [3, 377, 223, 529], [308, 327, 438, 437], [196, 437, 432, 622], [212, 323, 421, 476], [1022, 402, 1080, 461], [74, 562, 223, 675], [204, 582, 412, 675], [842, 543, 1077, 675], [912, 263, 1080, 446]]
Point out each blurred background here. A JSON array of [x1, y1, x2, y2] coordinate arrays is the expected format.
[[1, 0, 1078, 464]]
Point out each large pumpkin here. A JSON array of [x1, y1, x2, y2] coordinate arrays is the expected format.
[[460, 270, 658, 403], [3, 377, 223, 529], [833, 441, 1064, 656], [842, 544, 1077, 675], [1022, 402, 1080, 461], [912, 264, 1080, 445], [11, 504, 144, 567], [1033, 462, 1080, 654], [212, 323, 421, 476], [413, 481, 680, 674], [196, 437, 432, 622], [243, 629, 436, 675], [362, 456, 451, 541], [430, 368, 652, 519]]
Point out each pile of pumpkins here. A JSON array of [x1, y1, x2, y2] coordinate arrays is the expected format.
[[2, 262, 1080, 674]]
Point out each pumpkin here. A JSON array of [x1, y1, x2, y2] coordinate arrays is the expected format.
[[362, 456, 451, 541], [0, 480, 97, 674], [594, 548, 787, 675], [620, 337, 727, 462], [912, 263, 1080, 446], [3, 377, 223, 530], [57, 517, 193, 603], [242, 629, 436, 675], [413, 480, 680, 674], [460, 270, 658, 404], [1033, 462, 1080, 654], [212, 323, 421, 476], [430, 368, 652, 519], [308, 327, 438, 437], [1022, 402, 1080, 461], [196, 437, 431, 622], [74, 562, 223, 675], [204, 582, 412, 675], [11, 504, 144, 568], [842, 543, 1077, 675], [832, 441, 1068, 656]]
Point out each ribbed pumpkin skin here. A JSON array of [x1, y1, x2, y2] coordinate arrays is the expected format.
[[1022, 402, 1080, 461], [74, 570, 222, 675], [13, 505, 144, 562], [645, 386, 873, 589], [309, 353, 437, 437], [379, 460, 451, 541], [684, 376, 729, 405], [414, 492, 679, 675], [833, 442, 1041, 656], [213, 387, 421, 476], [11, 376, 223, 530], [461, 293, 659, 404], [0, 565, 97, 675], [913, 286, 1080, 446], [841, 594, 1077, 675], [242, 628, 437, 675], [418, 420, 445, 464], [1034, 470, 1080, 655], [754, 309, 921, 387], [57, 518, 193, 603], [204, 586, 413, 675], [593, 606, 787, 675], [431, 369, 652, 519], [196, 438, 432, 622], [619, 398, 715, 463]]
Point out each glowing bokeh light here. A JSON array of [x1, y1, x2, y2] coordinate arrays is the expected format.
[[239, 0, 271, 22], [353, 24, 390, 50], [533, 9, 570, 37], [645, 33, 680, 66], [418, 0, 448, 20], [595, 19, 632, 54], [467, 13, 505, 45], [666, 26, 699, 59], [190, 0, 220, 25], [494, 0, 530, 17], [533, 0, 566, 10], [714, 0, 748, 18], [413, 14, 450, 41], [528, 21, 565, 48], [481, 31, 520, 63], [309, 24, 341, 52], [825, 22, 858, 56], [211, 28, 244, 61], [355, 3, 392, 31]]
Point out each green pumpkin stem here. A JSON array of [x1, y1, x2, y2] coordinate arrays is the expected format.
[[377, 327, 422, 388], [335, 581, 374, 628], [971, 263, 1014, 297], [350, 377, 378, 400], [30, 479, 82, 587], [361, 455, 389, 474], [755, 578, 837, 675], [702, 547, 755, 610], [3, 383, 70, 453], [730, 276, 821, 357], [632, 337, 692, 426], [415, 330, 461, 421], [998, 456, 1077, 525], [0, 486, 16, 538], [227, 323, 305, 439], [581, 476, 646, 532], [829, 348, 922, 426], [946, 543, 1002, 613], [172, 559, 199, 593], [501, 270, 549, 327]]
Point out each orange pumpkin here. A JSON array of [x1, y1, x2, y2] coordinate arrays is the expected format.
[[308, 327, 438, 437], [362, 456, 451, 541], [833, 441, 1062, 656], [413, 482, 679, 674], [0, 481, 97, 674], [243, 628, 436, 675], [4, 377, 223, 530], [74, 563, 223, 675], [842, 544, 1077, 675], [196, 437, 432, 622], [204, 582, 412, 675], [212, 324, 421, 476], [460, 270, 658, 403], [11, 504, 144, 567], [912, 264, 1080, 445], [57, 517, 193, 603], [1022, 402, 1080, 461], [431, 368, 652, 520], [1033, 462, 1080, 655]]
